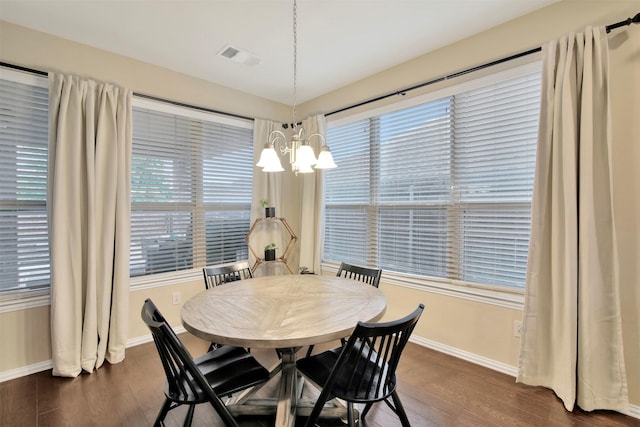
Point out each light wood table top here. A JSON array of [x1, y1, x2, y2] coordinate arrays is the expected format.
[[181, 274, 387, 349], [182, 274, 387, 427]]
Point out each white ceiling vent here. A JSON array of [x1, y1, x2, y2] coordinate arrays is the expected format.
[[217, 45, 261, 66]]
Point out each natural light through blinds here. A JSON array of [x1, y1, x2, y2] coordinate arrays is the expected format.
[[0, 70, 50, 293], [130, 102, 253, 277], [324, 62, 541, 289]]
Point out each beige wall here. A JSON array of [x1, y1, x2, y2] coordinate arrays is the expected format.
[[377, 283, 524, 366], [0, 19, 289, 374], [1, 0, 638, 411], [0, 20, 291, 122], [1, 306, 51, 370], [609, 9, 640, 408], [305, 0, 640, 408]]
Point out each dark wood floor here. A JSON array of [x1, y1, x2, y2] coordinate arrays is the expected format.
[[1, 333, 637, 427]]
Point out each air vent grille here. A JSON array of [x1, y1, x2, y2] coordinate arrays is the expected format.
[[217, 45, 261, 66], [220, 46, 239, 59]]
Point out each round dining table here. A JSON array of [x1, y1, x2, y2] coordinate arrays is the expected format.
[[181, 274, 387, 427]]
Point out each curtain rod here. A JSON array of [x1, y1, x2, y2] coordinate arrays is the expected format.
[[133, 93, 253, 121], [1, 11, 638, 121], [326, 11, 640, 118], [606, 11, 640, 33], [325, 47, 541, 117], [0, 61, 254, 122]]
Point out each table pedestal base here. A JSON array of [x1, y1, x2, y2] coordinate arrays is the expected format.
[[226, 348, 354, 427]]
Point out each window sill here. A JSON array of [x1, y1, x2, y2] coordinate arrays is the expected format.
[[0, 289, 51, 314], [321, 262, 524, 311], [130, 269, 203, 290], [1, 265, 523, 313], [0, 269, 204, 313]]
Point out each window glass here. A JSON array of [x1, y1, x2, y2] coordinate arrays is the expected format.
[[130, 103, 253, 277], [0, 68, 254, 293], [324, 63, 540, 290], [0, 69, 49, 294]]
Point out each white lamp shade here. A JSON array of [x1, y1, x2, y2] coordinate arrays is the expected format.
[[256, 147, 284, 172], [256, 146, 273, 167], [315, 147, 337, 169], [295, 144, 317, 168]]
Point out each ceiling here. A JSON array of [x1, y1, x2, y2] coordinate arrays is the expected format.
[[0, 0, 558, 105]]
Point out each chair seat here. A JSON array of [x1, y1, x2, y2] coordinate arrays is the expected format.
[[193, 344, 250, 371], [296, 305, 424, 427], [143, 298, 269, 427], [201, 347, 270, 396], [164, 345, 270, 404], [297, 344, 396, 403]]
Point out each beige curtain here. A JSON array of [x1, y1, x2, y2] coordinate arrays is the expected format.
[[48, 73, 132, 377], [517, 27, 628, 412], [298, 114, 326, 274]]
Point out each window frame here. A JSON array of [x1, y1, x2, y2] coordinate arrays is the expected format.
[[0, 68, 50, 311], [129, 97, 254, 289], [0, 74, 255, 310], [322, 60, 542, 309]]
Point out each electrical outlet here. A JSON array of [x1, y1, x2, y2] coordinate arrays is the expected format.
[[172, 291, 181, 305], [514, 320, 522, 338]]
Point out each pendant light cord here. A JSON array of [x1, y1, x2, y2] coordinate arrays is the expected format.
[[292, 0, 298, 129]]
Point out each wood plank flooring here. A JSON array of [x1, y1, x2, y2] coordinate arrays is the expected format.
[[1, 333, 637, 426]]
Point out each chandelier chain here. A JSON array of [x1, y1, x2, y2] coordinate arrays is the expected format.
[[292, 0, 297, 127]]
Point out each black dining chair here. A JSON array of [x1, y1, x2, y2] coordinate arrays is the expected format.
[[141, 298, 270, 427], [336, 262, 382, 288], [297, 304, 424, 427], [306, 262, 383, 358], [203, 261, 254, 289]]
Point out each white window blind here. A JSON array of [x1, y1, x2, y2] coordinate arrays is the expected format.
[[130, 101, 253, 277], [324, 120, 372, 264], [324, 63, 540, 290], [0, 69, 50, 294], [452, 73, 539, 287]]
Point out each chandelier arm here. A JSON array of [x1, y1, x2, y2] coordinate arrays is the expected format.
[[306, 133, 327, 146], [268, 130, 293, 157], [268, 129, 286, 144]]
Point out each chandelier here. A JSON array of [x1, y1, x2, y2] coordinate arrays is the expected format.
[[256, 0, 337, 174]]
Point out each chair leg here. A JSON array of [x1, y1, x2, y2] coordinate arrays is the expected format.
[[390, 390, 411, 427], [183, 404, 196, 427], [153, 398, 173, 427], [303, 386, 331, 427], [305, 345, 315, 358], [347, 402, 356, 427]]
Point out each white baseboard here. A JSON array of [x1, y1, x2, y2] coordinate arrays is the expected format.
[[125, 326, 187, 347], [0, 360, 53, 383], [627, 404, 640, 419], [411, 335, 518, 376], [0, 326, 187, 383], [409, 335, 640, 420], [2, 331, 638, 420]]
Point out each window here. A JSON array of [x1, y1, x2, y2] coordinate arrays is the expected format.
[[0, 68, 254, 295], [130, 99, 253, 277], [0, 69, 50, 294], [324, 62, 540, 290]]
